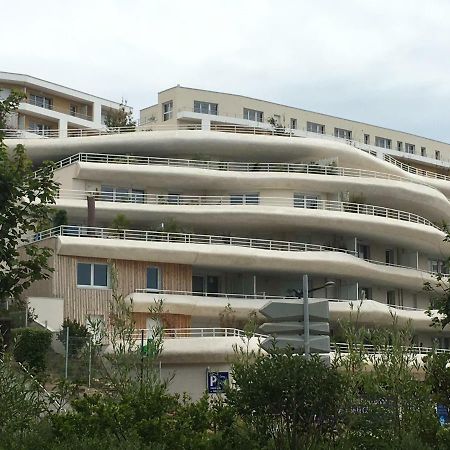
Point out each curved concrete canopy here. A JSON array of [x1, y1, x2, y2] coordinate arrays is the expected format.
[[68, 162, 450, 222], [54, 199, 450, 257], [15, 130, 450, 196], [129, 293, 444, 334], [53, 236, 436, 291]]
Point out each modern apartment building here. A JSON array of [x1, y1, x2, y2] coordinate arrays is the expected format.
[[6, 84, 450, 397], [0, 72, 129, 137]]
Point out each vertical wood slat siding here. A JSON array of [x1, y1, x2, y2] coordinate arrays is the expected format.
[[133, 313, 191, 330], [54, 256, 192, 325]]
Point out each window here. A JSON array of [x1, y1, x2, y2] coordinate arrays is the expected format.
[[162, 101, 173, 121], [29, 122, 51, 136], [294, 193, 319, 209], [243, 108, 263, 122], [192, 275, 205, 293], [167, 192, 181, 204], [194, 101, 218, 115], [70, 105, 78, 116], [435, 150, 441, 160], [100, 186, 144, 203], [334, 128, 352, 140], [421, 147, 427, 157], [146, 266, 161, 291], [430, 259, 449, 274], [364, 134, 370, 145], [290, 118, 297, 129], [397, 141, 403, 151], [29, 93, 53, 110], [387, 290, 396, 306], [77, 263, 109, 288], [385, 249, 394, 265], [307, 121, 325, 134], [358, 243, 370, 260], [230, 193, 259, 205], [405, 143, 415, 154], [360, 287, 372, 300], [375, 137, 392, 149]]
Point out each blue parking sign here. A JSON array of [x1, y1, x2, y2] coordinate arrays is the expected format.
[[437, 404, 448, 426], [207, 371, 229, 394]]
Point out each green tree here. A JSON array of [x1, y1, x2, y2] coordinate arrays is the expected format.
[[226, 348, 346, 450], [104, 101, 136, 130], [0, 91, 58, 303]]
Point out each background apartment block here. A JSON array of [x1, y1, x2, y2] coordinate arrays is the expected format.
[[0, 71, 128, 137]]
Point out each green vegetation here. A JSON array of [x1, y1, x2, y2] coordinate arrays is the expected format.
[[0, 91, 58, 304], [12, 327, 52, 373]]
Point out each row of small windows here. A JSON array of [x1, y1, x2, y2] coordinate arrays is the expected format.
[[161, 100, 443, 159]]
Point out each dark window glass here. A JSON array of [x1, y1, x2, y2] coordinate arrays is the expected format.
[[94, 264, 108, 287], [77, 263, 91, 286], [147, 267, 160, 290], [192, 275, 204, 293]]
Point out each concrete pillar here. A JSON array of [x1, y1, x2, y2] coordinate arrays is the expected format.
[[59, 118, 68, 138], [93, 102, 102, 126], [201, 118, 211, 131]]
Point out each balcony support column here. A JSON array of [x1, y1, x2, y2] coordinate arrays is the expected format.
[[59, 118, 68, 138], [201, 118, 211, 131]]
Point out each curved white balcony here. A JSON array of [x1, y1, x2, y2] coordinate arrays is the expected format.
[[57, 189, 440, 229], [55, 190, 448, 255], [30, 226, 440, 290], [128, 292, 444, 334]]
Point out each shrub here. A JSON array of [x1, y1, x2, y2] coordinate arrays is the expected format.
[[12, 327, 52, 372], [57, 318, 89, 357]]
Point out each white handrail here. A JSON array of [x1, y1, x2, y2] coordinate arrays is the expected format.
[[56, 189, 439, 230], [51, 151, 411, 183], [29, 226, 438, 275], [30, 225, 358, 255], [4, 123, 449, 180], [384, 154, 450, 182]]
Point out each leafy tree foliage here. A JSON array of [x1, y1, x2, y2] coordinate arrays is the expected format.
[[12, 327, 52, 372], [0, 91, 58, 303], [104, 101, 135, 129]]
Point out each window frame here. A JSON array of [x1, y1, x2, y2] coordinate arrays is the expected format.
[[243, 108, 263, 122], [307, 121, 325, 134], [290, 118, 297, 129], [334, 127, 352, 140], [146, 266, 161, 291], [162, 101, 173, 121], [193, 100, 218, 115], [77, 262, 110, 289], [375, 136, 392, 149]]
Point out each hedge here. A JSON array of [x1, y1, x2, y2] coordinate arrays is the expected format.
[[12, 327, 52, 373]]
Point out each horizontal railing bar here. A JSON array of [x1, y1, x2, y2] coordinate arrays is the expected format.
[[29, 226, 438, 276], [56, 189, 439, 230]]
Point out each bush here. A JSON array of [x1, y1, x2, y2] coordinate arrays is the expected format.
[[12, 327, 52, 372], [57, 318, 89, 357]]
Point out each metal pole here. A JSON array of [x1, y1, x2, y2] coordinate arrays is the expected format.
[[88, 338, 92, 388], [303, 274, 310, 359], [64, 326, 69, 379], [140, 329, 144, 389]]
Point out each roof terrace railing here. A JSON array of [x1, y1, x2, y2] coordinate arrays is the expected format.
[[57, 189, 440, 230], [4, 122, 448, 181]]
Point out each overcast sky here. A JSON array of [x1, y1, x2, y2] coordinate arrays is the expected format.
[[2, 0, 449, 141]]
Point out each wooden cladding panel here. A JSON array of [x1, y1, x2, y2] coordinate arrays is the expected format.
[[133, 312, 191, 330], [54, 256, 192, 324]]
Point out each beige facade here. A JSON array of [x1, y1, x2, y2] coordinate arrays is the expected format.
[[0, 71, 128, 137], [140, 85, 450, 169]]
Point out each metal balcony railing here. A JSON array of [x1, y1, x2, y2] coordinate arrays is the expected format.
[[29, 226, 438, 276], [51, 152, 412, 183], [56, 190, 440, 230], [4, 122, 448, 181], [383, 154, 450, 182], [31, 225, 357, 255], [23, 99, 93, 121]]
